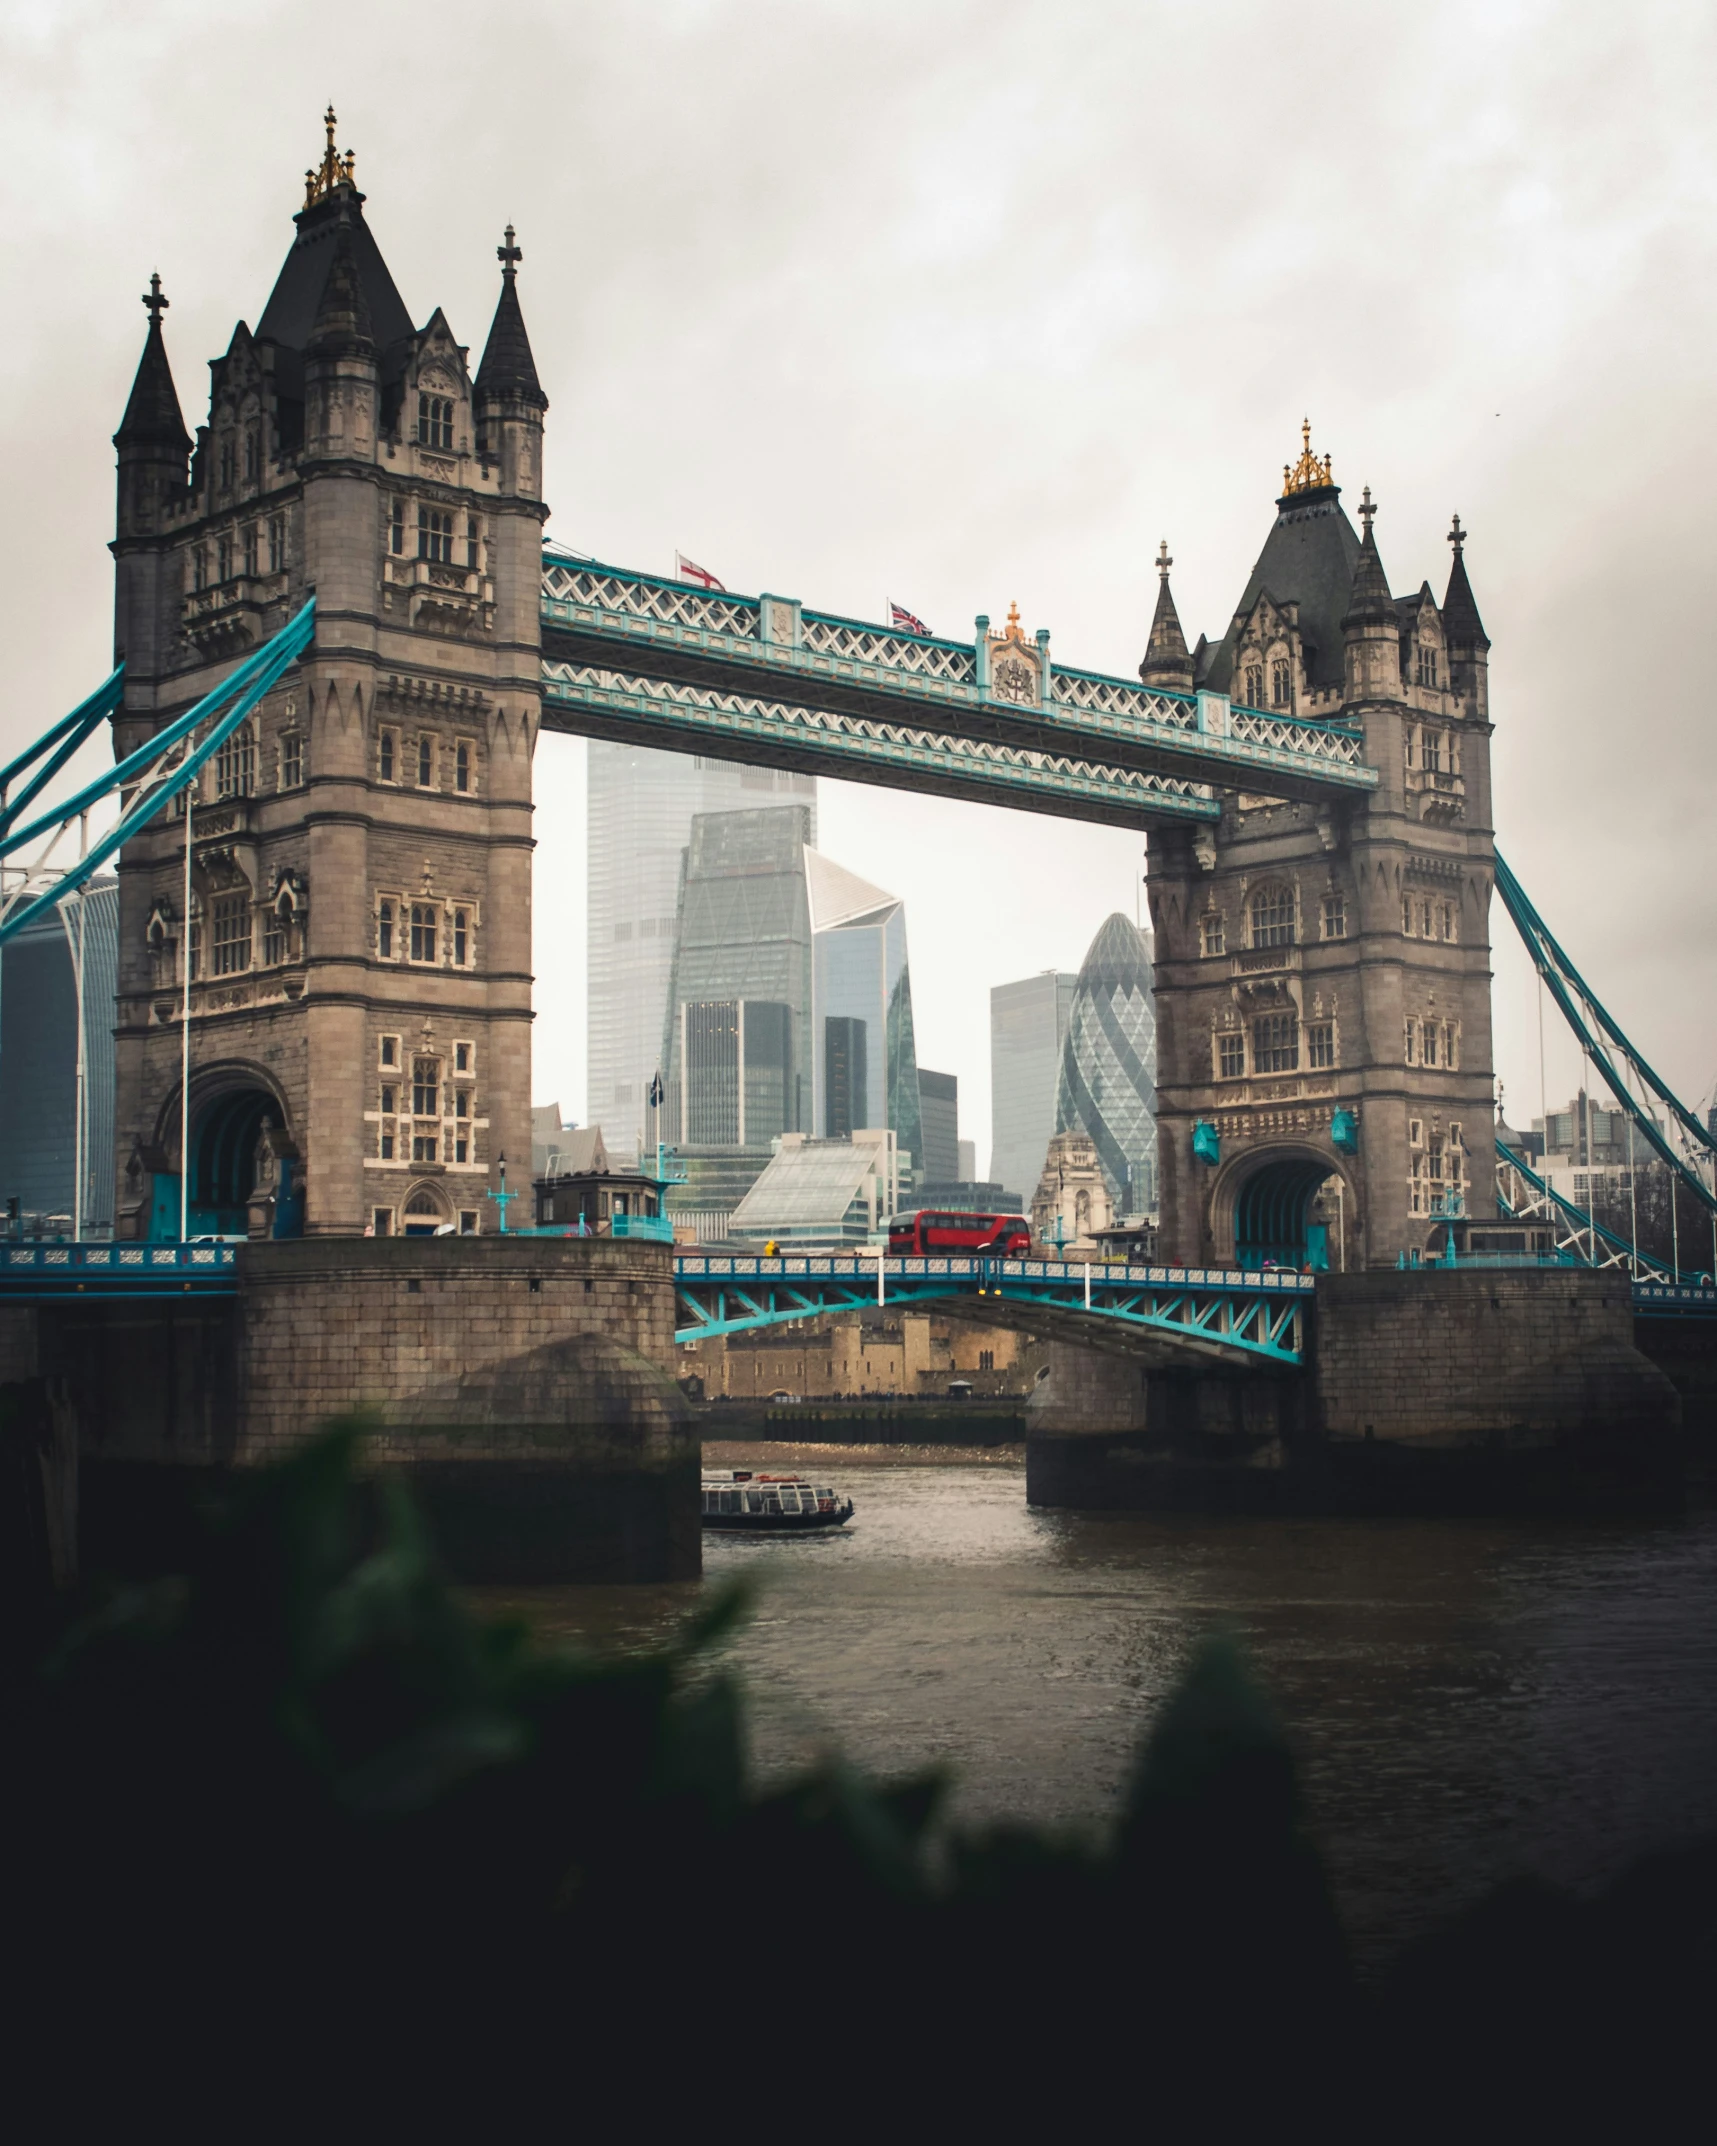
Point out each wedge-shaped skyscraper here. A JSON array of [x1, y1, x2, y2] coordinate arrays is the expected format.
[[805, 850, 923, 1178]]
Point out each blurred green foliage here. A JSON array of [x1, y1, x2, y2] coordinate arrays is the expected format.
[[7, 1426, 1711, 2125]]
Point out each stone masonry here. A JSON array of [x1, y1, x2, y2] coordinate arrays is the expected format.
[[1144, 428, 1497, 1270], [109, 112, 546, 1240]]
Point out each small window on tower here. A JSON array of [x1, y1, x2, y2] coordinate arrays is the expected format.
[[1242, 663, 1264, 708], [1404, 1018, 1419, 1064], [211, 893, 251, 977], [453, 908, 469, 966], [217, 534, 233, 583], [390, 500, 406, 556], [214, 723, 256, 800], [1320, 893, 1347, 940], [1249, 885, 1296, 949], [466, 516, 480, 571], [1270, 657, 1291, 709], [455, 741, 471, 793], [193, 547, 208, 592], [1217, 1031, 1246, 1080], [412, 1059, 440, 1117], [280, 733, 303, 790], [1200, 913, 1226, 958], [219, 440, 234, 490], [1423, 1023, 1439, 1068], [412, 1135, 439, 1164], [380, 1035, 398, 1068], [241, 524, 258, 577], [454, 1042, 470, 1073], [1253, 1013, 1299, 1073], [243, 429, 258, 484], [417, 394, 454, 451], [1307, 1022, 1335, 1069], [378, 729, 397, 783], [378, 900, 395, 960], [417, 735, 435, 788], [417, 507, 454, 563], [410, 904, 438, 964], [268, 515, 286, 574]]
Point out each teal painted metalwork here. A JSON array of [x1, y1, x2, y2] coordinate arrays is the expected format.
[[1497, 1138, 1709, 1288], [539, 555, 1379, 813], [1495, 850, 1716, 1215], [673, 1252, 1314, 1365], [0, 1241, 239, 1294], [0, 599, 317, 946], [542, 660, 1220, 825]]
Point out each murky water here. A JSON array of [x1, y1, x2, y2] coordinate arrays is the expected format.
[[486, 1451, 1717, 1964]]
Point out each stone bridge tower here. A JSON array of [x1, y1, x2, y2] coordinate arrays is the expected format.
[[109, 113, 545, 1238], [1147, 427, 1496, 1270]]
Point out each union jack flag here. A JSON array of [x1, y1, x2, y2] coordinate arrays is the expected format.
[[889, 600, 929, 635], [676, 552, 726, 591]]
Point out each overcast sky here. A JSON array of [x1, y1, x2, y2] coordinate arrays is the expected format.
[[5, 0, 1715, 1167]]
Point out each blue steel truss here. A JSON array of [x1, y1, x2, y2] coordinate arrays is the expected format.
[[0, 600, 317, 946], [0, 1241, 238, 1293], [673, 1253, 1315, 1365], [1495, 849, 1716, 1217], [539, 555, 1379, 820], [1496, 1139, 1708, 1288]]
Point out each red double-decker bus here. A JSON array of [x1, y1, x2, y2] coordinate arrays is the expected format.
[[887, 1210, 1032, 1256]]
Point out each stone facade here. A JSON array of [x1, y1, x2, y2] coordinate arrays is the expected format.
[[1146, 432, 1497, 1270], [109, 115, 546, 1240], [1029, 1129, 1114, 1252], [682, 1310, 1043, 1400]]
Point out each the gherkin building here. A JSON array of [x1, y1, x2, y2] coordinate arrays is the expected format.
[[1054, 913, 1158, 1216]]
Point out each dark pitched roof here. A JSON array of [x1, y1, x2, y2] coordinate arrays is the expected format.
[[305, 215, 375, 358], [1342, 518, 1396, 630], [1203, 485, 1362, 693], [1442, 542, 1490, 650], [1139, 570, 1191, 683], [475, 254, 547, 408], [255, 190, 414, 381], [115, 314, 190, 450]]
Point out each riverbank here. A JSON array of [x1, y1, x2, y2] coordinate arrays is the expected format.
[[704, 1437, 1026, 1469]]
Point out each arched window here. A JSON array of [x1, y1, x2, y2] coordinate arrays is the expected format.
[[1270, 657, 1291, 709], [416, 395, 454, 451], [409, 904, 438, 963], [211, 892, 251, 977], [1249, 884, 1295, 949], [1242, 663, 1264, 708], [214, 722, 256, 799]]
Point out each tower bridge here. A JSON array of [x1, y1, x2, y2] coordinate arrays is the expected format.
[[84, 114, 1499, 1276], [0, 113, 1708, 1575]]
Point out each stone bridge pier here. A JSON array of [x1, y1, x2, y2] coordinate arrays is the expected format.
[[1022, 1267, 1684, 1514]]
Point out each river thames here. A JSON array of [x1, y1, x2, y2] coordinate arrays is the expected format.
[[494, 1449, 1717, 1966]]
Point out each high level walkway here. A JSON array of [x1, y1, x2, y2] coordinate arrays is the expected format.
[[540, 555, 1378, 827]]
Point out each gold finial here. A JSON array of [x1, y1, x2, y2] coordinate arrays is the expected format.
[[303, 103, 355, 208], [1281, 416, 1335, 497], [1003, 600, 1025, 642]]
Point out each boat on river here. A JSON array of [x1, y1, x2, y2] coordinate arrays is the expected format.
[[700, 1470, 854, 1532]]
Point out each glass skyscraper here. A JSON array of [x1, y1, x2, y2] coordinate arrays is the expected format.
[[660, 805, 815, 1232], [989, 969, 1077, 1204], [1054, 913, 1158, 1217], [586, 742, 815, 1158], [806, 849, 923, 1178]]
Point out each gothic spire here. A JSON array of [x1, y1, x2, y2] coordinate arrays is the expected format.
[[1139, 540, 1194, 690], [115, 273, 191, 450], [1341, 486, 1395, 628], [1441, 514, 1490, 650], [305, 210, 375, 358], [475, 226, 547, 408]]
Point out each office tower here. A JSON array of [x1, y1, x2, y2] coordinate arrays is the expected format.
[[587, 742, 814, 1158], [989, 969, 1077, 1205], [918, 1070, 959, 1185], [805, 850, 923, 1176], [0, 877, 119, 1233], [1056, 913, 1158, 1216], [957, 1138, 976, 1182], [660, 804, 815, 1234]]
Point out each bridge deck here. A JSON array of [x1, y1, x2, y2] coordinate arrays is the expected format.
[[540, 557, 1380, 821]]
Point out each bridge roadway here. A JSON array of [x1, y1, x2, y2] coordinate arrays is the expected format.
[[3, 1245, 1708, 1374], [539, 554, 1380, 826]]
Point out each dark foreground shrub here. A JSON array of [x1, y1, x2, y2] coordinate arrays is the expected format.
[[5, 1427, 1712, 2127]]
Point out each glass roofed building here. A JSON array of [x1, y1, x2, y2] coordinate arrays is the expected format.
[[727, 1128, 905, 1249], [1054, 913, 1158, 1219], [806, 850, 923, 1180]]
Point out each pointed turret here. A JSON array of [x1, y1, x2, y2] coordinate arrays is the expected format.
[[114, 275, 190, 544], [305, 211, 375, 358], [1139, 541, 1196, 693], [1341, 487, 1401, 702], [475, 226, 548, 410], [116, 275, 191, 452], [1442, 514, 1490, 721]]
